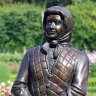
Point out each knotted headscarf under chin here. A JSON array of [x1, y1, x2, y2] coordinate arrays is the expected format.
[[40, 40, 58, 55]]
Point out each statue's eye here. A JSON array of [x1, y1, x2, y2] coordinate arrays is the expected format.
[[47, 20, 52, 25], [54, 20, 62, 25]]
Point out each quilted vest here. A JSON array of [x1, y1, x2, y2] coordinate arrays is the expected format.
[[28, 45, 79, 96]]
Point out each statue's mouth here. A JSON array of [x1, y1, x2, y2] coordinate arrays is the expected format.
[[49, 29, 56, 34], [49, 32, 55, 35]]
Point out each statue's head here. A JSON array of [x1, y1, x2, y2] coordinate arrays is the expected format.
[[43, 6, 72, 44]]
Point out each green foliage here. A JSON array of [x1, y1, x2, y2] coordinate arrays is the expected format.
[[0, 2, 96, 52], [0, 0, 12, 5], [72, 0, 93, 5], [87, 93, 96, 96], [0, 63, 10, 82], [0, 53, 22, 63], [89, 65, 96, 77], [0, 53, 22, 82], [88, 64, 96, 92], [46, 0, 72, 7], [67, 2, 96, 51], [0, 4, 43, 53], [0, 0, 96, 7]]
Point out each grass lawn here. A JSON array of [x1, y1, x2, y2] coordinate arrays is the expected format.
[[0, 53, 22, 82]]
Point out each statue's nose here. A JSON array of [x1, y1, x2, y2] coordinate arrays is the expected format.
[[51, 22, 55, 29]]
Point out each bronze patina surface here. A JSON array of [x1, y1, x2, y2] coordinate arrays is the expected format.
[[11, 6, 89, 96]]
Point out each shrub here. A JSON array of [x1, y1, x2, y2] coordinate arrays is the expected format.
[[0, 53, 22, 63], [0, 2, 96, 53], [67, 2, 96, 51], [0, 4, 43, 53]]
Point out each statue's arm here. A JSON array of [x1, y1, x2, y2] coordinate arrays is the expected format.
[[11, 51, 32, 96], [68, 53, 89, 96]]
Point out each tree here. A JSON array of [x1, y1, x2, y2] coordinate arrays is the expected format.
[[46, 0, 72, 8]]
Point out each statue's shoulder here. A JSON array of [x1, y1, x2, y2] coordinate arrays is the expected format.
[[70, 47, 89, 65], [71, 47, 88, 58], [25, 45, 41, 56]]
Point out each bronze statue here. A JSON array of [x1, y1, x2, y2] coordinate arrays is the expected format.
[[11, 6, 89, 96]]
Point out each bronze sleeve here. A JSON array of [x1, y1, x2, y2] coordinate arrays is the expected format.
[[68, 53, 89, 96], [11, 51, 32, 96]]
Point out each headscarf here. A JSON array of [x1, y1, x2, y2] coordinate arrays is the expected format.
[[41, 6, 72, 55], [43, 6, 72, 43]]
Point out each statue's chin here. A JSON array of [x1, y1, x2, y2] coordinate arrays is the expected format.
[[46, 33, 57, 40]]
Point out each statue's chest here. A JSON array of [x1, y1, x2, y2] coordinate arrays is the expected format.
[[51, 48, 78, 82], [29, 46, 78, 83], [28, 46, 79, 96]]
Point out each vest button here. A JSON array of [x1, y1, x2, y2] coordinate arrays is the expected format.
[[46, 84, 50, 88]]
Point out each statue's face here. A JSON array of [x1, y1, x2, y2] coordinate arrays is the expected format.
[[45, 15, 64, 39]]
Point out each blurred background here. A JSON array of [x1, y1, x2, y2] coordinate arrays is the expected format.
[[0, 0, 96, 96]]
